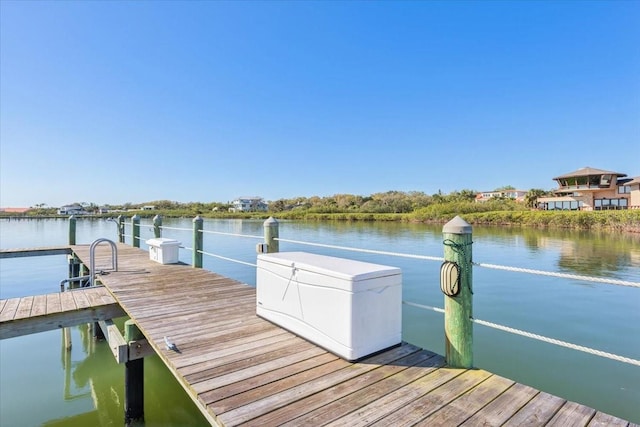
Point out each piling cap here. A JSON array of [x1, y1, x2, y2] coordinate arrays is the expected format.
[[443, 216, 472, 234], [264, 216, 278, 226]]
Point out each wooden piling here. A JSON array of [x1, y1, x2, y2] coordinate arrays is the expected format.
[[132, 215, 140, 248], [193, 215, 203, 268], [442, 215, 473, 368], [68, 215, 76, 245], [118, 215, 125, 243], [124, 320, 144, 425], [153, 215, 162, 238], [263, 217, 279, 253]]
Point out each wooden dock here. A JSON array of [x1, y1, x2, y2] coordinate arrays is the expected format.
[[0, 286, 125, 340], [1, 243, 635, 426]]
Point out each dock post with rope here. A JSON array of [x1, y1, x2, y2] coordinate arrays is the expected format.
[[442, 215, 474, 368]]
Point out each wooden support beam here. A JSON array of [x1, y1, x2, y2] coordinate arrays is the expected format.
[[98, 319, 128, 363], [97, 319, 155, 364], [0, 247, 71, 259]]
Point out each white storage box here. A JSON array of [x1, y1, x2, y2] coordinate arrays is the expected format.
[[257, 251, 402, 361], [146, 238, 181, 264]]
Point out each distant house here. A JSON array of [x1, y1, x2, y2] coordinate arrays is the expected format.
[[536, 167, 636, 210], [475, 190, 527, 203], [230, 197, 268, 212], [58, 204, 88, 215], [141, 206, 156, 211]]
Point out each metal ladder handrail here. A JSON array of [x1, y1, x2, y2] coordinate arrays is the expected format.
[[89, 238, 118, 287]]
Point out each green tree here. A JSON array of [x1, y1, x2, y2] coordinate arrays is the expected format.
[[525, 189, 550, 208]]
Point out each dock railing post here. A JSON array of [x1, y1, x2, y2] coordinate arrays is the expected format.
[[68, 215, 76, 245], [263, 217, 279, 253], [124, 320, 144, 425], [193, 215, 203, 268], [132, 215, 140, 248], [118, 215, 125, 243], [442, 215, 473, 368], [153, 215, 162, 238]]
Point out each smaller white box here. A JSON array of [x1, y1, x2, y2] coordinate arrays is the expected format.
[[146, 238, 181, 264]]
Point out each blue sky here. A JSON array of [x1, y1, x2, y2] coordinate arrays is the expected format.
[[1, 1, 638, 207]]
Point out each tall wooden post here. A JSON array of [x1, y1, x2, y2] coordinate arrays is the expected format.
[[263, 217, 279, 253], [193, 215, 203, 268], [443, 216, 473, 368], [118, 215, 125, 243], [124, 320, 144, 425], [132, 215, 140, 248], [68, 215, 76, 245], [153, 215, 162, 238]]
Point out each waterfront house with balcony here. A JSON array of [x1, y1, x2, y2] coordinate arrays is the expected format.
[[536, 167, 635, 210]]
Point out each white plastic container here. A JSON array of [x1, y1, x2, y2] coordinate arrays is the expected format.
[[257, 251, 402, 361], [145, 238, 181, 264]]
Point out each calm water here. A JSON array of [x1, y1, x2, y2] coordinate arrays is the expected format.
[[1, 217, 639, 425]]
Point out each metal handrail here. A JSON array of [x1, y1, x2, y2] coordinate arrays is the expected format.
[[89, 238, 118, 287]]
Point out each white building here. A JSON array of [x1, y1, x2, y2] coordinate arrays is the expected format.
[[230, 197, 268, 212], [58, 204, 88, 215]]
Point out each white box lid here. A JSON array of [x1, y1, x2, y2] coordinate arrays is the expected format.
[[257, 251, 400, 282], [145, 238, 181, 247]]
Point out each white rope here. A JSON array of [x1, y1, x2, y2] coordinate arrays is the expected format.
[[198, 250, 257, 268], [158, 226, 192, 232], [199, 229, 263, 240], [274, 236, 638, 288], [181, 246, 193, 251], [403, 301, 445, 314], [471, 317, 640, 367], [274, 237, 445, 262], [473, 262, 640, 288], [403, 301, 640, 367]]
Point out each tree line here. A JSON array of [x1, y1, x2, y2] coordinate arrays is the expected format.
[[20, 187, 553, 216]]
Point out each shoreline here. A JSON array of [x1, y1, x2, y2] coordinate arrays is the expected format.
[[2, 210, 640, 233]]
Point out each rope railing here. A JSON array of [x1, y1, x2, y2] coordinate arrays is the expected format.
[[275, 237, 445, 262], [198, 250, 257, 268], [276, 237, 640, 288], [472, 262, 639, 288], [158, 225, 192, 232], [402, 301, 640, 367], [199, 229, 263, 240]]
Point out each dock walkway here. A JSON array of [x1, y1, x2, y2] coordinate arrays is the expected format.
[[3, 243, 635, 426]]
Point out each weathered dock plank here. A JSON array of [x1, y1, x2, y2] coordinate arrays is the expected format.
[[0, 287, 126, 340], [275, 350, 439, 426], [0, 298, 20, 322], [31, 294, 48, 317], [589, 411, 631, 426], [502, 391, 567, 426], [547, 401, 597, 426], [64, 243, 633, 427], [459, 382, 539, 426], [414, 374, 516, 426], [13, 295, 35, 320]]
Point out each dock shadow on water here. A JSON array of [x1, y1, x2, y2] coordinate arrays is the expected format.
[[0, 322, 209, 427]]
